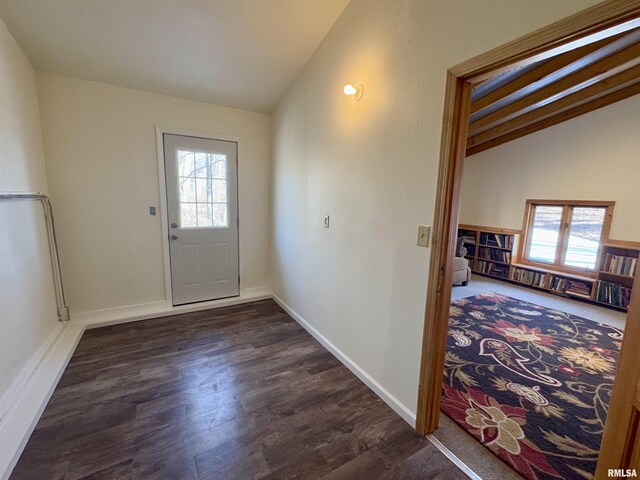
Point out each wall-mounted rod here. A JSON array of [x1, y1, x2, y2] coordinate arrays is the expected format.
[[0, 193, 70, 322]]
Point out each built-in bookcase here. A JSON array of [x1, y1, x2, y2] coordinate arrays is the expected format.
[[458, 227, 478, 271], [458, 225, 519, 282], [510, 267, 548, 289], [594, 243, 639, 310], [548, 274, 594, 300], [458, 225, 638, 311]]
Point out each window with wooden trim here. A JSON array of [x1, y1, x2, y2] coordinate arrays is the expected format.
[[522, 200, 614, 272]]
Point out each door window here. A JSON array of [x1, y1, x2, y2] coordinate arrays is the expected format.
[[177, 150, 228, 228]]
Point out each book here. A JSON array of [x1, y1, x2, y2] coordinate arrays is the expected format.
[[476, 261, 510, 279], [479, 233, 514, 249], [602, 252, 637, 277], [596, 280, 632, 309], [478, 247, 511, 263], [510, 267, 546, 288], [550, 275, 593, 299]]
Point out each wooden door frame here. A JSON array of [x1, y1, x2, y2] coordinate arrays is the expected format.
[[600, 267, 640, 475], [416, 1, 640, 476]]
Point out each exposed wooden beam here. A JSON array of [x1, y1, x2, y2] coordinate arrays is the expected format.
[[468, 63, 640, 146], [470, 33, 621, 114], [466, 81, 640, 156], [468, 41, 640, 135], [471, 56, 640, 137], [451, 0, 640, 84], [471, 27, 640, 124]]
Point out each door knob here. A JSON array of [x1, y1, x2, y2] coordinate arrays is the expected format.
[[171, 222, 178, 228], [171, 234, 179, 240]]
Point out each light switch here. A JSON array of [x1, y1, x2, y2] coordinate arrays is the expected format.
[[149, 206, 156, 216], [417, 225, 431, 247], [323, 215, 330, 228]]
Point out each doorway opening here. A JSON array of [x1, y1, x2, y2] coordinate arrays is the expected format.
[[416, 3, 640, 479]]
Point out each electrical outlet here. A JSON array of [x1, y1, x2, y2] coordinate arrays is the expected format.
[[323, 215, 330, 228], [417, 225, 431, 247]]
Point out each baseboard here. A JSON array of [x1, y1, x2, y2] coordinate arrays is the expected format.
[[0, 321, 64, 424], [242, 286, 271, 297], [0, 321, 84, 480], [271, 294, 417, 426], [71, 300, 169, 326], [74, 289, 272, 329]]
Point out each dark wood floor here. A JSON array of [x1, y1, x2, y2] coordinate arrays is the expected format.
[[11, 300, 464, 479]]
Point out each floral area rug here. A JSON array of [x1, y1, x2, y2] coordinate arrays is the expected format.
[[442, 292, 623, 480]]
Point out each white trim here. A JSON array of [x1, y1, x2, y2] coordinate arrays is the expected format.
[[71, 300, 168, 325], [74, 289, 271, 328], [239, 286, 271, 297], [271, 294, 417, 426], [427, 434, 482, 480], [155, 127, 173, 304], [0, 321, 84, 480], [0, 322, 64, 424], [154, 126, 244, 306]]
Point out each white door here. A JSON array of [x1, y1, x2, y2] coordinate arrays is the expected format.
[[163, 134, 239, 305]]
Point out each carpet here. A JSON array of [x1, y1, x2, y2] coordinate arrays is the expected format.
[[441, 292, 623, 480]]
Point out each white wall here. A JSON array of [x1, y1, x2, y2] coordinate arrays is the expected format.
[[270, 0, 599, 416], [0, 19, 58, 399], [460, 94, 640, 241], [36, 72, 271, 314]]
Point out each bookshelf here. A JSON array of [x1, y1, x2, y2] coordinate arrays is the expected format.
[[594, 243, 639, 310], [458, 225, 638, 310], [458, 225, 520, 282], [458, 227, 478, 271], [548, 274, 594, 301], [510, 266, 548, 290]]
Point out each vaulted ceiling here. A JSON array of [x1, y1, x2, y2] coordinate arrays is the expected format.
[[467, 27, 640, 156], [0, 0, 349, 113]]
